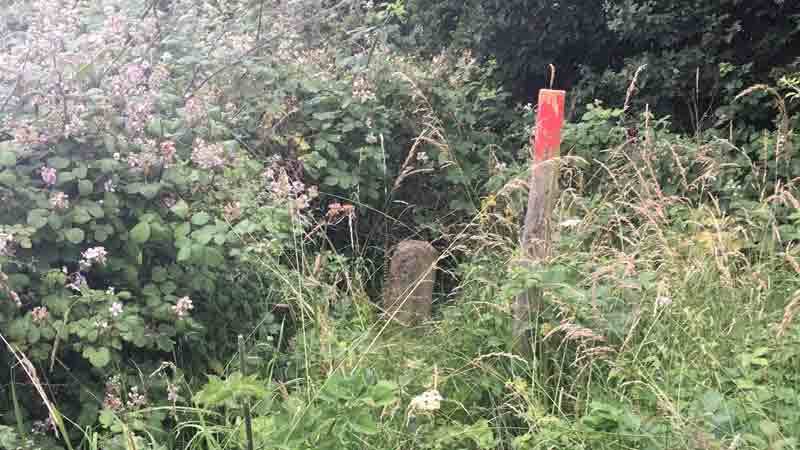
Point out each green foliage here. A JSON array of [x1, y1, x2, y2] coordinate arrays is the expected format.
[[399, 0, 800, 130], [2, 1, 800, 450]]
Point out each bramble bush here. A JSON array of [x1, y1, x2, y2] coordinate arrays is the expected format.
[[2, 1, 800, 449], [0, 0, 527, 444], [0, 0, 324, 438]]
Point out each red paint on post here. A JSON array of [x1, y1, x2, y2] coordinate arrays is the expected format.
[[533, 89, 566, 162]]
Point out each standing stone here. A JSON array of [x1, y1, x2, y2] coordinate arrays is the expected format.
[[383, 240, 439, 326]]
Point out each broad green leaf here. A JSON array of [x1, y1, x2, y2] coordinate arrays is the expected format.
[[47, 156, 70, 169], [0, 150, 16, 166], [27, 209, 49, 229], [65, 228, 85, 244], [171, 200, 189, 218], [348, 413, 379, 435], [177, 245, 192, 261], [103, 135, 116, 154], [130, 222, 151, 244], [84, 346, 111, 368], [366, 380, 397, 407], [193, 226, 215, 245], [0, 170, 17, 184], [72, 207, 92, 224], [48, 214, 64, 230], [191, 212, 210, 226], [27, 326, 41, 344], [147, 118, 161, 135], [87, 203, 104, 218], [139, 184, 161, 199], [202, 247, 224, 267], [174, 222, 191, 239], [78, 180, 93, 195]]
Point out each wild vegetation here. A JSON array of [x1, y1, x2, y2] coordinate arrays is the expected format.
[[1, 0, 799, 449]]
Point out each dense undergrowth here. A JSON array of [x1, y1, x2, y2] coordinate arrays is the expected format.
[[1, 1, 800, 449]]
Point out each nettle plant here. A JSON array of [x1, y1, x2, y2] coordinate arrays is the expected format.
[[0, 0, 317, 430]]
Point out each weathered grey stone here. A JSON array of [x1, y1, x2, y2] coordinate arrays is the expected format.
[[383, 240, 439, 326]]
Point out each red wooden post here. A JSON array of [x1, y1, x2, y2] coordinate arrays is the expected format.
[[513, 89, 566, 357], [532, 90, 566, 164]]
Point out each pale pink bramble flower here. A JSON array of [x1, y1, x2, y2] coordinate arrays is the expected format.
[[80, 246, 108, 269], [160, 141, 176, 164], [127, 386, 148, 409], [13, 125, 43, 146], [172, 296, 194, 318], [50, 191, 69, 210], [103, 376, 123, 411], [167, 383, 180, 403], [191, 139, 226, 170], [183, 97, 207, 125], [32, 306, 49, 323], [11, 291, 22, 308], [124, 97, 154, 134], [125, 63, 148, 86], [0, 232, 13, 256], [149, 64, 170, 91], [104, 14, 126, 36], [263, 165, 318, 211], [109, 301, 123, 317], [41, 167, 57, 186]]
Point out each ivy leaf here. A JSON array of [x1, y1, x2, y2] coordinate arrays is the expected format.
[[130, 222, 151, 244], [65, 228, 85, 244], [192, 212, 210, 226]]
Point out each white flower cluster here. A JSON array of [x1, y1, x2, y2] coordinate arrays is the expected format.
[[80, 246, 108, 269], [408, 389, 443, 416], [172, 296, 194, 318]]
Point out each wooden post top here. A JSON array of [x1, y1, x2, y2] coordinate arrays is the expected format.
[[533, 89, 566, 163]]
